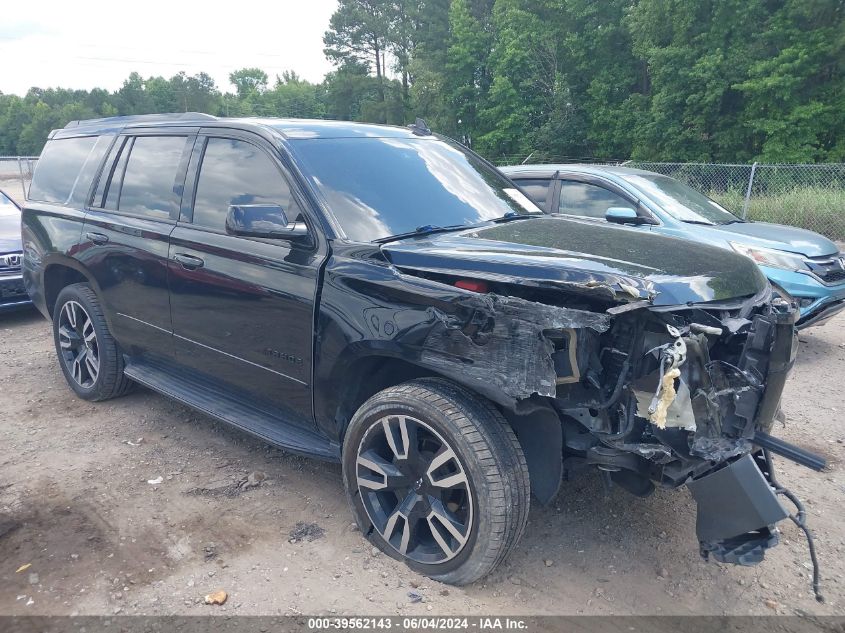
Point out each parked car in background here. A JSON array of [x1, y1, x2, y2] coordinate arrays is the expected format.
[[0, 189, 31, 312], [502, 165, 845, 329], [21, 115, 819, 590]]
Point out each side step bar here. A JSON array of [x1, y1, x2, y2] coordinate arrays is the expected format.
[[124, 360, 340, 461]]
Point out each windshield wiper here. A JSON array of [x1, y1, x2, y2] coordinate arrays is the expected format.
[[681, 219, 716, 226], [375, 213, 538, 244], [491, 211, 540, 223], [375, 224, 471, 244]]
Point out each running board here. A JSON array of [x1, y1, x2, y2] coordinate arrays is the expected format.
[[124, 359, 340, 461]]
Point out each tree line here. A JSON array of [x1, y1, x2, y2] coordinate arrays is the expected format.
[[1, 0, 842, 163]]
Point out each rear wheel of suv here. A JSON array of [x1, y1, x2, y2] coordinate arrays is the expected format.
[[52, 283, 133, 401], [342, 378, 530, 585]]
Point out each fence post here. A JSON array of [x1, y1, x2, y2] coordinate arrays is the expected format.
[[17, 156, 26, 199], [742, 162, 758, 220]]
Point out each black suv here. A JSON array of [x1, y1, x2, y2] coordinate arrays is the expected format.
[[22, 114, 812, 586]]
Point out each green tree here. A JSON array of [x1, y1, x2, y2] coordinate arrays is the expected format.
[[475, 0, 561, 157], [266, 72, 326, 119], [734, 0, 845, 162], [407, 0, 453, 128], [228, 68, 269, 99], [444, 0, 493, 142], [324, 0, 393, 114], [626, 0, 770, 161]]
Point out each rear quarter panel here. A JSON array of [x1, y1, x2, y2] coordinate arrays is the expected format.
[[22, 201, 88, 318]]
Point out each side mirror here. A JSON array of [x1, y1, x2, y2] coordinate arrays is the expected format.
[[225, 204, 309, 239], [605, 207, 640, 224]]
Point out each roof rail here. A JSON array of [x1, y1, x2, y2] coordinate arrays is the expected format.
[[64, 112, 217, 129]]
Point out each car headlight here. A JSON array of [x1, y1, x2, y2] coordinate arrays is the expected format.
[[729, 242, 808, 271]]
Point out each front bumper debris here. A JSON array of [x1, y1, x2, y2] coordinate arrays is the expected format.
[[797, 298, 845, 330], [688, 453, 788, 565]]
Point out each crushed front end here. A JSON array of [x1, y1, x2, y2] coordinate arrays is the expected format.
[[549, 286, 821, 572], [383, 225, 825, 594]]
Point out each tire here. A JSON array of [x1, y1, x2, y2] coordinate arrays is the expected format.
[[52, 283, 134, 401], [342, 377, 530, 585]]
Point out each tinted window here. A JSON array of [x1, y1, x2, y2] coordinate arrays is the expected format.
[[70, 135, 114, 206], [291, 137, 541, 242], [193, 138, 295, 230], [103, 138, 132, 210], [117, 136, 187, 220], [29, 136, 98, 204], [558, 181, 634, 219], [514, 179, 552, 209], [93, 136, 126, 208]]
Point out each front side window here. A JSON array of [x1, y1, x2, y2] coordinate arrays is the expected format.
[[192, 138, 296, 230], [291, 136, 541, 242], [558, 181, 634, 219], [29, 136, 98, 204], [116, 136, 188, 220], [514, 179, 553, 210]]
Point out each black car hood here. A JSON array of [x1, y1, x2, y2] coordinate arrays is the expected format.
[[381, 217, 768, 306], [0, 213, 22, 254]]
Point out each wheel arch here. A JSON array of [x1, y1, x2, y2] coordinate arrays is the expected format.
[[327, 350, 563, 504], [43, 258, 97, 318], [328, 354, 435, 444]]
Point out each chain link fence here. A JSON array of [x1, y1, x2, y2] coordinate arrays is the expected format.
[[627, 162, 845, 240], [0, 157, 37, 205], [492, 155, 845, 241]]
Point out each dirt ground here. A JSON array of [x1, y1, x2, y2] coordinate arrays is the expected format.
[[0, 306, 843, 617]]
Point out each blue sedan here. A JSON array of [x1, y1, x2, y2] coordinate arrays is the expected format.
[[502, 164, 845, 329]]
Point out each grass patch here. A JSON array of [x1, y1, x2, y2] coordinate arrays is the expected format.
[[710, 187, 845, 241]]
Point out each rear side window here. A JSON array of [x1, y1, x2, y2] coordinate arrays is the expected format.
[[29, 136, 100, 204], [514, 179, 552, 210], [558, 181, 634, 219], [116, 136, 189, 220], [192, 137, 297, 230]]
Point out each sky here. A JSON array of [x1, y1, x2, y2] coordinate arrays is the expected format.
[[1, 0, 338, 96]]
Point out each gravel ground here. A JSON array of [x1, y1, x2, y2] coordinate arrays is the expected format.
[[0, 307, 843, 617]]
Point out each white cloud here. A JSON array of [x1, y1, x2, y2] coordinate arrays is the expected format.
[[0, 0, 337, 95]]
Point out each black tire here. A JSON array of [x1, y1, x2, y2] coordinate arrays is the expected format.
[[52, 283, 134, 401], [342, 377, 530, 585]]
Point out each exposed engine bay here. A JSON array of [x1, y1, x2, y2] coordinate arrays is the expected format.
[[399, 267, 826, 601]]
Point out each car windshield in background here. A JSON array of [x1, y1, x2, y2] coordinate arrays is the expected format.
[[625, 173, 741, 225], [0, 191, 20, 216], [290, 136, 541, 242]]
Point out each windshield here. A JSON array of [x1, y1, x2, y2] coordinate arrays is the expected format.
[[0, 191, 20, 217], [625, 173, 740, 225], [290, 136, 541, 241]]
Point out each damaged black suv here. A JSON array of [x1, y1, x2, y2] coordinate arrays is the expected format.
[[23, 114, 821, 588]]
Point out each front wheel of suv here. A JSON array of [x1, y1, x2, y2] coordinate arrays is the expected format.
[[52, 283, 134, 401], [342, 378, 530, 585]]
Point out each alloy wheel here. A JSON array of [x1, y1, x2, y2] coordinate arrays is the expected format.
[[355, 414, 473, 564], [58, 300, 100, 388]]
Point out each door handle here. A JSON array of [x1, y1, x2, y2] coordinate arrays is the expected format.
[[86, 232, 109, 245], [173, 253, 205, 270]]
